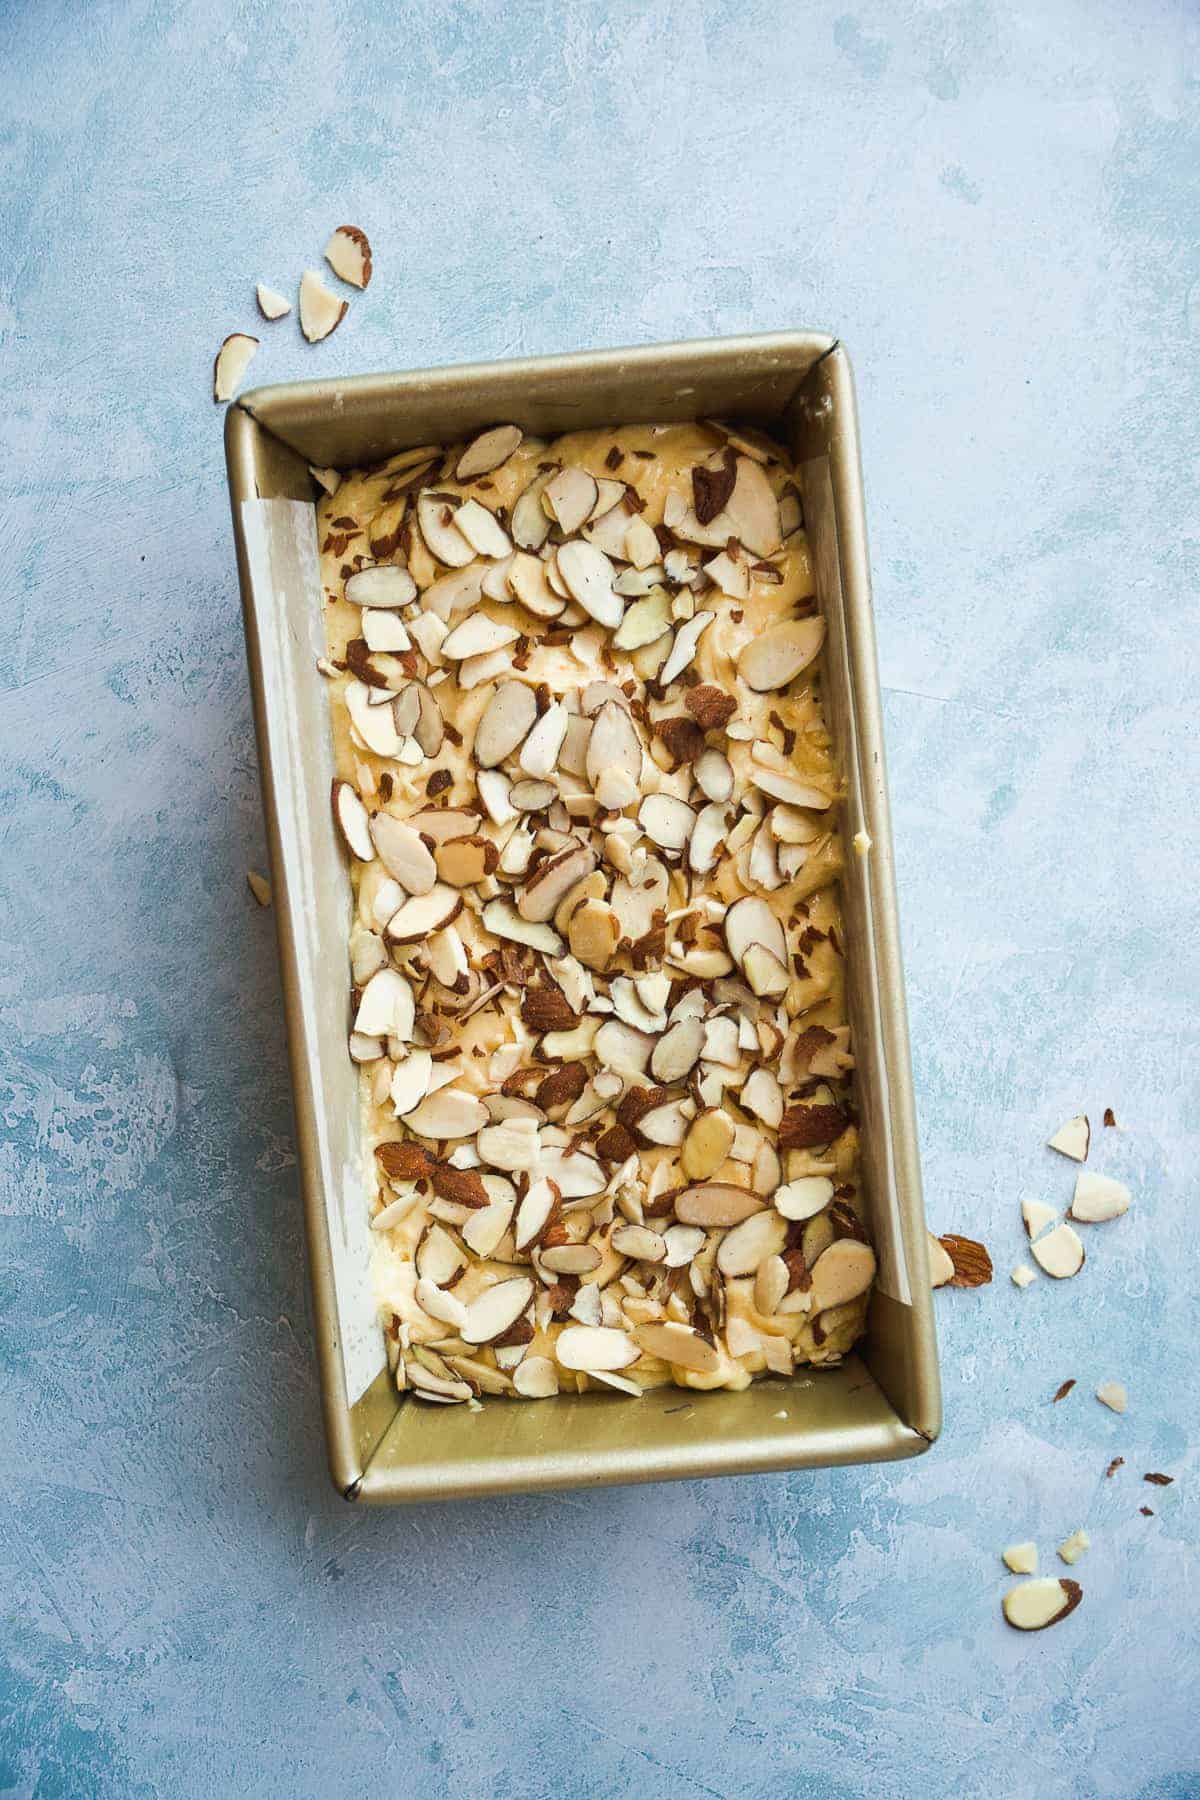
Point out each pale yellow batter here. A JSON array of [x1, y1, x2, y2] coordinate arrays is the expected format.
[[316, 420, 874, 1406]]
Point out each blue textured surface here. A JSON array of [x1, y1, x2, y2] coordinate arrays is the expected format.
[[2, 1, 1197, 1794]]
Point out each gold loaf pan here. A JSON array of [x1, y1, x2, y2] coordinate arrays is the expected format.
[[224, 333, 941, 1504]]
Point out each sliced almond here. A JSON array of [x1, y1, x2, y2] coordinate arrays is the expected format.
[[416, 491, 475, 567], [456, 424, 523, 481], [513, 1355, 558, 1398], [477, 768, 518, 825], [704, 548, 750, 600], [540, 1242, 604, 1275], [724, 894, 788, 970], [586, 699, 642, 794], [1096, 1381, 1127, 1413], [453, 498, 512, 559], [1030, 1222, 1086, 1278], [416, 1222, 465, 1285], [518, 843, 597, 923], [537, 1146, 606, 1199], [415, 1277, 468, 1331], [298, 269, 348, 342], [405, 1087, 488, 1139], [510, 778, 557, 811], [370, 814, 438, 894], [624, 514, 660, 569], [324, 224, 373, 288], [474, 681, 537, 767], [650, 1016, 705, 1085], [754, 1254, 790, 1316], [742, 944, 789, 999], [1058, 1528, 1090, 1566], [462, 1196, 515, 1258], [508, 551, 565, 619], [477, 1117, 541, 1172], [568, 899, 621, 971], [361, 610, 412, 652], [638, 794, 695, 853], [659, 610, 714, 686], [662, 1224, 706, 1267], [389, 1050, 433, 1117], [809, 1238, 876, 1309], [555, 1324, 639, 1371], [738, 616, 826, 692], [556, 540, 623, 630], [543, 467, 598, 535], [1069, 1171, 1130, 1223], [611, 1224, 667, 1263], [636, 1101, 690, 1146], [717, 1209, 787, 1277], [481, 898, 562, 954], [441, 612, 519, 660], [462, 1276, 535, 1345], [385, 884, 462, 942], [354, 967, 414, 1041], [612, 587, 672, 650], [740, 1068, 783, 1129], [422, 563, 485, 623], [1002, 1578, 1082, 1632], [332, 780, 375, 861], [680, 1108, 736, 1182], [1011, 1263, 1037, 1288], [1022, 1197, 1059, 1240], [436, 835, 496, 887], [213, 332, 258, 402], [633, 1320, 720, 1375], [1002, 1542, 1039, 1575], [675, 1183, 765, 1228], [511, 476, 554, 551], [519, 703, 569, 778], [256, 283, 291, 321], [1048, 1113, 1090, 1161], [349, 1031, 383, 1063], [513, 1176, 560, 1252], [927, 1232, 956, 1288], [774, 1176, 834, 1222], [406, 807, 481, 844], [694, 749, 734, 804], [309, 465, 342, 496]]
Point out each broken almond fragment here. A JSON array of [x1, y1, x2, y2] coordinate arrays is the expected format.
[[1096, 1381, 1127, 1413], [1069, 1171, 1130, 1223], [474, 681, 537, 767], [1011, 1263, 1036, 1289], [213, 333, 258, 402], [384, 884, 463, 943], [1002, 1577, 1082, 1632], [246, 869, 272, 907], [543, 466, 598, 535], [513, 1355, 558, 1398], [299, 269, 348, 342], [456, 424, 523, 480], [1021, 1197, 1058, 1240], [1002, 1542, 1039, 1575], [344, 564, 418, 609], [555, 1324, 638, 1372], [332, 780, 374, 861], [634, 1320, 720, 1375], [1047, 1113, 1090, 1161], [1030, 1222, 1085, 1279], [324, 225, 373, 288], [1057, 1528, 1090, 1566], [256, 283, 291, 320], [556, 540, 622, 629], [462, 1277, 534, 1345], [370, 813, 438, 894], [674, 1183, 764, 1228]]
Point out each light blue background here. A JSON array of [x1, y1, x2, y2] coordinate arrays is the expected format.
[[2, 1, 1197, 1795]]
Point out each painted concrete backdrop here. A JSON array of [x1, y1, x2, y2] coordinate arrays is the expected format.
[[2, 0, 1197, 1794]]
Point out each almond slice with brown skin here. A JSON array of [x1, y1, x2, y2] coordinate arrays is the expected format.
[[513, 1176, 560, 1252], [511, 474, 554, 550], [739, 616, 826, 692], [540, 1242, 603, 1275], [543, 467, 598, 535], [299, 270, 348, 342], [513, 1355, 558, 1398], [612, 587, 673, 650], [462, 1276, 535, 1345], [611, 1224, 667, 1262], [480, 898, 562, 954], [415, 1277, 468, 1331], [324, 225, 373, 288], [474, 681, 538, 767], [213, 333, 258, 402], [332, 780, 374, 861], [1022, 1197, 1058, 1240], [1047, 1114, 1090, 1161], [659, 611, 714, 687], [370, 813, 438, 894], [723, 894, 788, 971], [456, 424, 523, 481], [717, 1210, 787, 1277], [405, 1087, 489, 1140], [680, 1108, 736, 1182], [440, 612, 519, 661], [518, 843, 597, 923], [638, 794, 696, 852], [650, 1016, 705, 1084], [694, 750, 734, 804], [435, 835, 498, 887], [416, 491, 475, 567], [809, 1238, 877, 1309], [1031, 1222, 1086, 1277], [510, 778, 558, 811], [1069, 1171, 1130, 1222], [519, 703, 569, 778], [453, 498, 512, 559], [556, 540, 623, 629], [256, 283, 291, 320], [773, 1176, 834, 1221], [462, 1196, 515, 1258], [555, 1324, 638, 1371], [674, 1183, 765, 1228], [723, 456, 782, 556], [1002, 1578, 1082, 1632], [406, 808, 482, 844], [633, 1320, 721, 1375], [384, 884, 463, 943], [389, 1051, 433, 1117], [508, 551, 565, 618]]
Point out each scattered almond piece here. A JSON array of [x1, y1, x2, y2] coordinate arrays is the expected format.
[[1002, 1542, 1039, 1575], [1021, 1197, 1058, 1240], [938, 1233, 993, 1288], [853, 829, 872, 856], [1057, 1528, 1090, 1566], [1069, 1170, 1131, 1223], [1002, 1577, 1082, 1632], [1047, 1114, 1090, 1162], [1105, 1456, 1125, 1478], [213, 333, 258, 403], [246, 869, 272, 907], [927, 1233, 956, 1289], [256, 283, 291, 320], [324, 225, 373, 288], [1052, 1378, 1076, 1403], [1096, 1381, 1127, 1414], [1011, 1264, 1036, 1289], [299, 269, 348, 342], [1103, 1107, 1117, 1128], [1143, 1472, 1174, 1486], [1030, 1222, 1085, 1279]]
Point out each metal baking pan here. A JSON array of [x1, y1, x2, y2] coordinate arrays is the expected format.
[[224, 331, 941, 1503]]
